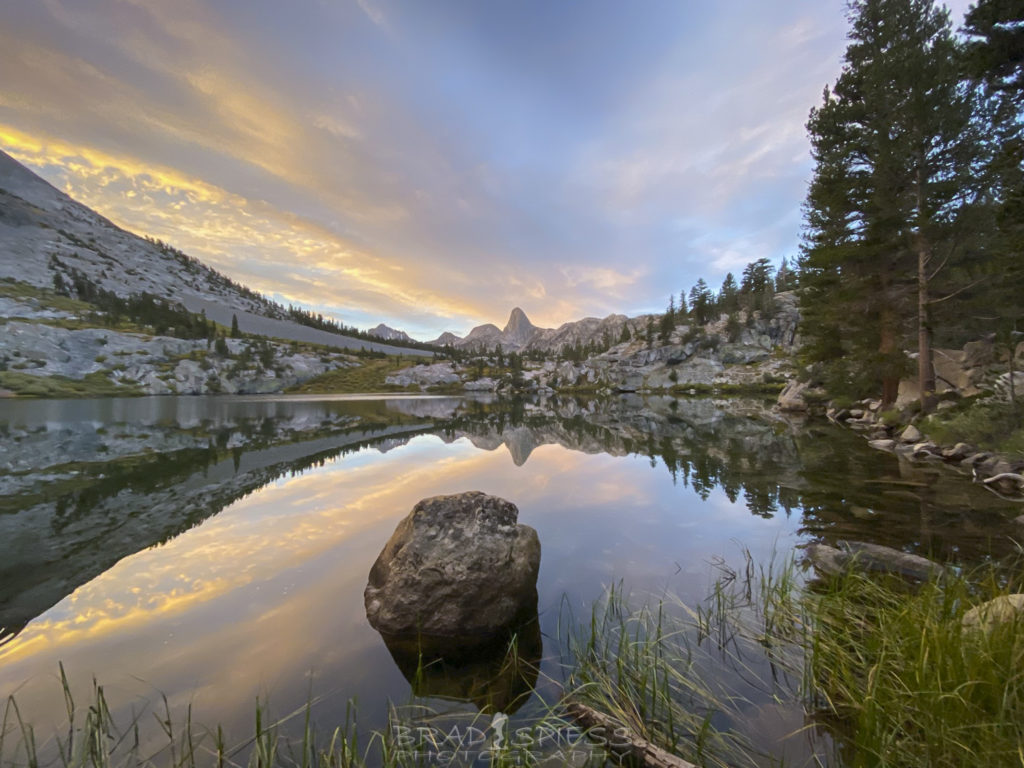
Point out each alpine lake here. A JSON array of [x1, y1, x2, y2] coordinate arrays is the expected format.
[[0, 394, 1019, 767]]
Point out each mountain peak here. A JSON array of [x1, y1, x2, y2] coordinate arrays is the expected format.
[[501, 307, 536, 347]]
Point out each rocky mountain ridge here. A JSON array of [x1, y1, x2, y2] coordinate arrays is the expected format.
[[429, 306, 647, 354], [0, 150, 428, 357], [390, 292, 802, 394], [367, 323, 414, 343]]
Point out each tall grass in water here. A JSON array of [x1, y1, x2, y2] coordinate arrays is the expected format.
[[559, 551, 1024, 767], [805, 565, 1024, 766], [4, 553, 1024, 767], [558, 552, 810, 768]]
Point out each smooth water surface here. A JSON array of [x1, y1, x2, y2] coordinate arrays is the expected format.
[[0, 394, 1018, 764]]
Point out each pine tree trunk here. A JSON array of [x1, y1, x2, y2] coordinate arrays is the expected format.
[[879, 266, 900, 408], [917, 237, 936, 414], [880, 306, 900, 408]]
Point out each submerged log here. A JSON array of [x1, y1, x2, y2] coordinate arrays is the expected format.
[[563, 700, 699, 768], [806, 540, 945, 581]]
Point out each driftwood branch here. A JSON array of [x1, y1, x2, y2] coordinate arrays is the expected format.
[[563, 700, 699, 768], [981, 472, 1024, 487]]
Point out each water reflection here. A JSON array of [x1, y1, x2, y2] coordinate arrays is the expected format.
[[0, 393, 1019, 761], [378, 615, 543, 714]]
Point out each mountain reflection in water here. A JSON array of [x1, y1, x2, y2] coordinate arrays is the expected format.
[[0, 393, 1018, 760]]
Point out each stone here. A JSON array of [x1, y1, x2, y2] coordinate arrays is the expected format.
[[962, 594, 1024, 632], [941, 443, 973, 461], [961, 452, 991, 467], [806, 540, 944, 581], [776, 380, 812, 412], [364, 492, 541, 642], [962, 339, 994, 369], [868, 439, 896, 452], [899, 424, 923, 443], [463, 377, 497, 392]]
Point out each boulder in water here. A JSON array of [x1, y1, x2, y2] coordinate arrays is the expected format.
[[364, 492, 541, 642]]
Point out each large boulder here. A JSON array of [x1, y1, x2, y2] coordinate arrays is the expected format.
[[962, 594, 1024, 633], [364, 492, 541, 642]]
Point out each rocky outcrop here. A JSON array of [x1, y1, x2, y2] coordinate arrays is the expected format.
[[897, 338, 1024, 407], [364, 492, 541, 642], [502, 307, 537, 348], [0, 321, 353, 395], [384, 362, 462, 389], [393, 297, 800, 394]]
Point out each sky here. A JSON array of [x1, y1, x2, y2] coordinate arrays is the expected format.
[[0, 0, 974, 339]]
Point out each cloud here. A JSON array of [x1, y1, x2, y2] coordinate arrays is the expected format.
[[0, 0, 951, 333]]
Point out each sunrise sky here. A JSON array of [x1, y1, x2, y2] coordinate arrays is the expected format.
[[0, 0, 974, 339]]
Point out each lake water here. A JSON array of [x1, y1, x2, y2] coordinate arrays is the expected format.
[[0, 394, 1018, 765]]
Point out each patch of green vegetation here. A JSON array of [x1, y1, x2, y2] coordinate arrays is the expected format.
[[921, 401, 1024, 455], [567, 550, 1024, 768], [287, 357, 419, 394], [0, 370, 142, 398], [0, 277, 92, 314], [807, 563, 1024, 766]]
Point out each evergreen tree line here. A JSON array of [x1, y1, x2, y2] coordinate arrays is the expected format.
[[646, 256, 798, 346], [799, 0, 1024, 411], [52, 257, 215, 341]]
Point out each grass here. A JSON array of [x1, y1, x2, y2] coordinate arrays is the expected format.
[[562, 550, 1024, 767], [920, 400, 1024, 456], [3, 551, 1023, 767], [0, 371, 142, 398], [806, 565, 1024, 766], [288, 357, 423, 395], [0, 278, 93, 315]]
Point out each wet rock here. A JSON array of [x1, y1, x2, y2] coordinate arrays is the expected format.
[[962, 594, 1024, 633], [941, 443, 973, 461], [365, 492, 541, 642], [868, 439, 896, 452], [806, 540, 944, 581], [961, 452, 991, 467], [850, 506, 880, 520], [379, 613, 541, 714]]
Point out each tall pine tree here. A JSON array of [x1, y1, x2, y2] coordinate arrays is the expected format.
[[801, 0, 980, 408]]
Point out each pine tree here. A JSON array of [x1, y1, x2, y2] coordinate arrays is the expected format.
[[688, 279, 713, 325], [801, 0, 981, 408], [718, 272, 740, 313], [775, 257, 794, 292], [230, 314, 241, 339], [962, 0, 1024, 405]]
